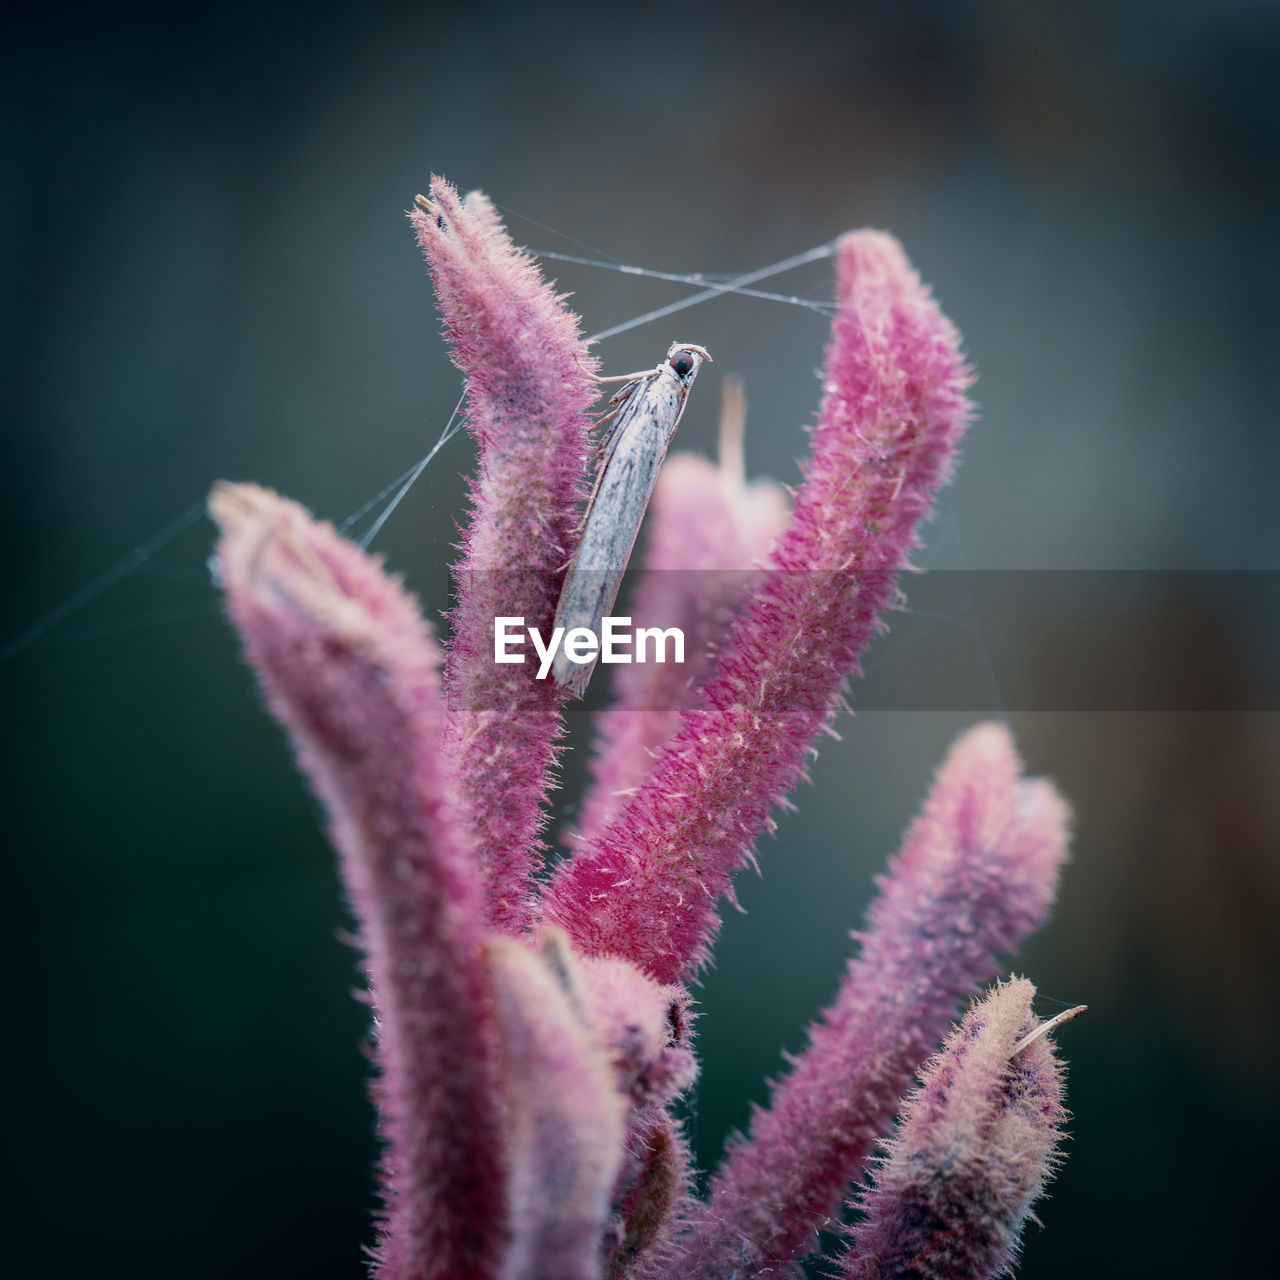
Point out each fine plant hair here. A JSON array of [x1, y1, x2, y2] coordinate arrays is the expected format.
[[211, 175, 1078, 1280]]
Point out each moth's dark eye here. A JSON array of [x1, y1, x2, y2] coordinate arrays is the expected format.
[[669, 350, 695, 377]]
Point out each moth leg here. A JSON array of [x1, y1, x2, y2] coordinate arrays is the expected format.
[[594, 377, 647, 449], [592, 402, 625, 434], [592, 377, 642, 428]]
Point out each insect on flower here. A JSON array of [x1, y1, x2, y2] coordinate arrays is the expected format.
[[551, 341, 712, 696]]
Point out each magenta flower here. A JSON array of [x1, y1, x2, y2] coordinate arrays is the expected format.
[[411, 178, 599, 937], [839, 978, 1078, 1280], [211, 177, 1078, 1279], [674, 725, 1069, 1279]]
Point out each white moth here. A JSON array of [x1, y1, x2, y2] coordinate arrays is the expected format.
[[551, 341, 712, 696]]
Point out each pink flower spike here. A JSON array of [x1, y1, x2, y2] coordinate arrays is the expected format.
[[411, 177, 599, 935], [209, 482, 505, 1280], [485, 930, 627, 1280], [672, 723, 1070, 1279], [573, 374, 790, 845], [543, 230, 975, 983], [839, 978, 1076, 1280]]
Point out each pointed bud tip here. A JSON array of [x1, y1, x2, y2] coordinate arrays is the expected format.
[[208, 481, 376, 647], [1017, 775, 1074, 843], [207, 478, 278, 532], [949, 720, 1018, 774], [833, 229, 917, 298]]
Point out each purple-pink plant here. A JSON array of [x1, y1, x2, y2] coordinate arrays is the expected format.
[[673, 726, 1069, 1280], [839, 978, 1074, 1280], [211, 176, 1078, 1280]]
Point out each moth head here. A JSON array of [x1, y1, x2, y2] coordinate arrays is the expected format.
[[665, 342, 713, 382]]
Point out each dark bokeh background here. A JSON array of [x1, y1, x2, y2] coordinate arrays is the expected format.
[[5, 1, 1278, 1275]]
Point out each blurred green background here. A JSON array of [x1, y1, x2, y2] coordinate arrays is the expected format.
[[5, 1, 1277, 1275]]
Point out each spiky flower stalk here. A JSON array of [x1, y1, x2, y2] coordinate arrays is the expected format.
[[672, 724, 1068, 1279], [210, 483, 506, 1278], [411, 177, 598, 935], [840, 978, 1077, 1280]]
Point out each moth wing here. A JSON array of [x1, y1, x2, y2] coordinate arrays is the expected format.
[[595, 372, 659, 477]]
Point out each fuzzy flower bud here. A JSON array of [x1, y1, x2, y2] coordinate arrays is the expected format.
[[412, 176, 599, 934], [486, 930, 627, 1280], [674, 723, 1069, 1278], [839, 978, 1077, 1280], [210, 482, 505, 1279]]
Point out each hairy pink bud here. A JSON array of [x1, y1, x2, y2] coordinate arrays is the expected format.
[[487, 930, 627, 1280], [840, 978, 1076, 1280], [210, 482, 505, 1279], [674, 723, 1069, 1277], [544, 231, 976, 983], [412, 177, 599, 934]]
